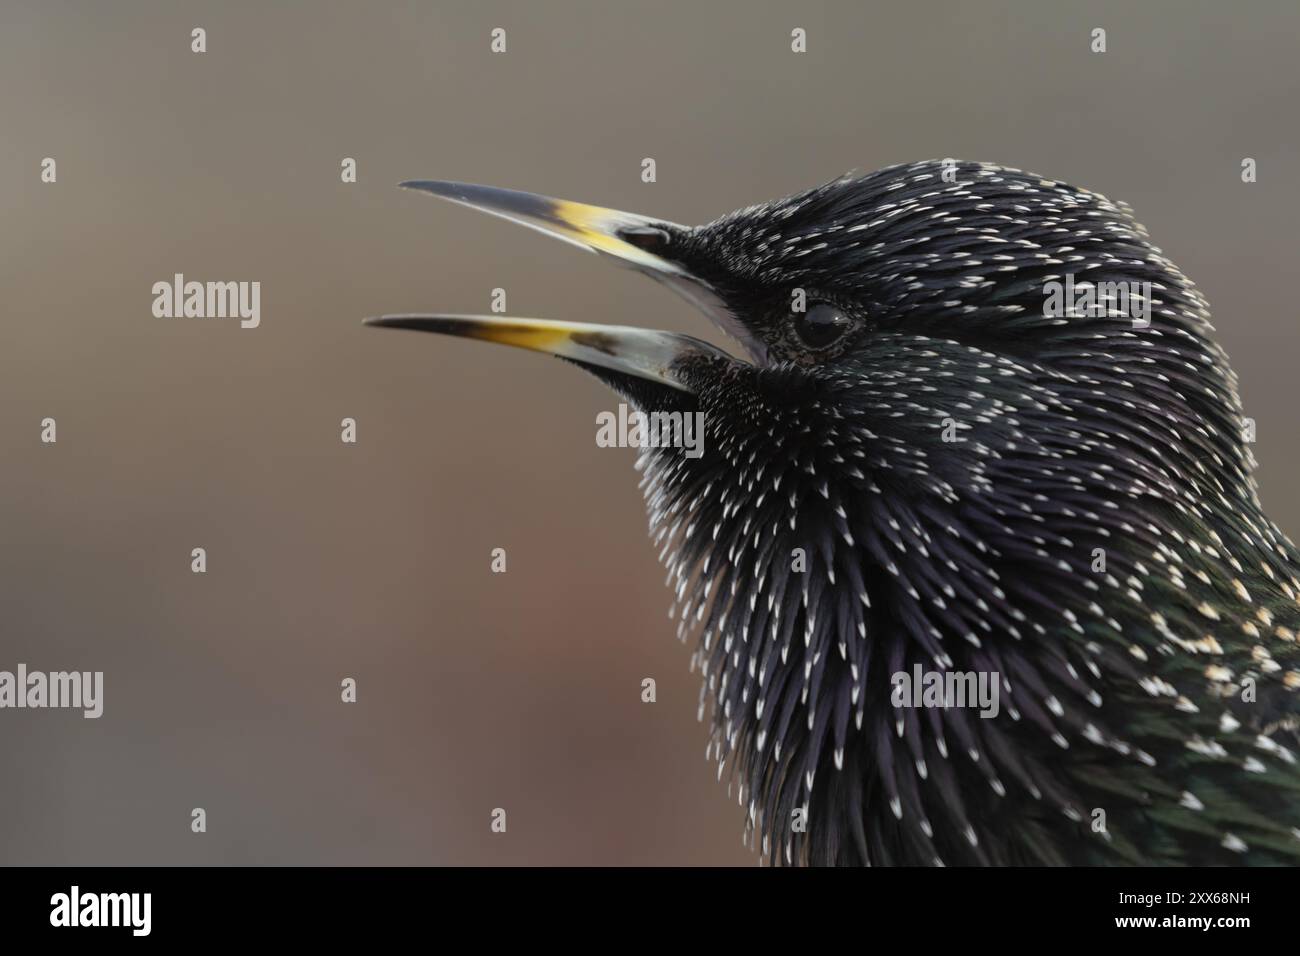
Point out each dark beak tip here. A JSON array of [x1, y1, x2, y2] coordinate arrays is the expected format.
[[363, 315, 413, 329], [398, 179, 453, 197]]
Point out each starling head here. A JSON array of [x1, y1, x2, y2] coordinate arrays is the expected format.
[[370, 160, 1300, 866]]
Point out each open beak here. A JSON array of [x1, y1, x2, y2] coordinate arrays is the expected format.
[[363, 313, 730, 394], [366, 181, 753, 393]]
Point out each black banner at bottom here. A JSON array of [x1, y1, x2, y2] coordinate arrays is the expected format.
[[0, 865, 1286, 941]]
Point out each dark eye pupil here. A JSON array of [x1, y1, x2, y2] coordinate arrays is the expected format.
[[795, 303, 850, 349]]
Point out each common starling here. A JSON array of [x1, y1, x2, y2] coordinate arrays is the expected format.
[[367, 160, 1300, 866]]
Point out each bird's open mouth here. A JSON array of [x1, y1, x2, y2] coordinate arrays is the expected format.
[[364, 180, 756, 393]]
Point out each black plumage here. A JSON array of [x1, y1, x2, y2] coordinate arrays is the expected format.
[[369, 160, 1300, 865]]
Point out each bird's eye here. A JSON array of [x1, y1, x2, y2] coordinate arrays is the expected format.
[[793, 302, 852, 350]]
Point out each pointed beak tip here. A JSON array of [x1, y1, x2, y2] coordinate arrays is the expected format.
[[399, 179, 453, 197]]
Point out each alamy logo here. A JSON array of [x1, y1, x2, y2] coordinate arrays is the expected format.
[[890, 664, 1000, 718], [1042, 274, 1152, 327], [152, 273, 261, 328], [0, 664, 103, 718], [595, 403, 706, 459], [50, 886, 150, 936]]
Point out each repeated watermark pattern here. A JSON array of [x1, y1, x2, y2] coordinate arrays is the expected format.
[[890, 664, 1000, 719], [0, 665, 102, 718], [596, 404, 705, 459]]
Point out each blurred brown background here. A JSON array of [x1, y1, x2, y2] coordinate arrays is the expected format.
[[2, 0, 1298, 865]]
